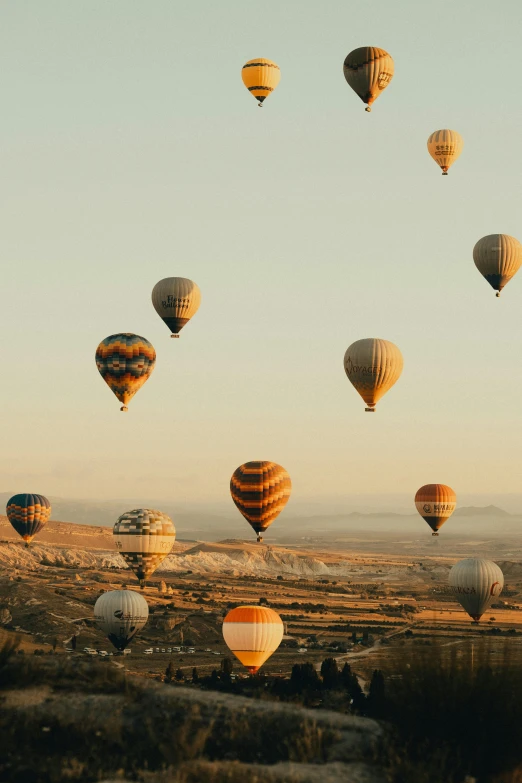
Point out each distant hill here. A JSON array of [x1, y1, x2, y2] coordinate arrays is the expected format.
[[453, 505, 510, 517]]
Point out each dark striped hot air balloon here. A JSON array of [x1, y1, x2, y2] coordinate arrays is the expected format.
[[113, 509, 175, 588], [473, 234, 522, 297], [6, 494, 51, 546], [151, 277, 201, 338], [95, 333, 156, 412], [343, 47, 394, 112], [241, 58, 280, 107], [230, 461, 291, 542]]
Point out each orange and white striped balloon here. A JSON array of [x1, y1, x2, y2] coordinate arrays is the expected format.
[[222, 606, 283, 673], [415, 484, 456, 536]]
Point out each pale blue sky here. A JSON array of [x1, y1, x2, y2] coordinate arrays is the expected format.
[[1, 0, 522, 508]]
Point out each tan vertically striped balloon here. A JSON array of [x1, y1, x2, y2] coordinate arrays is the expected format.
[[473, 234, 522, 297], [343, 338, 403, 412], [427, 130, 463, 175], [415, 484, 456, 536], [151, 277, 201, 338], [449, 559, 504, 622], [343, 47, 394, 112], [222, 606, 284, 673]]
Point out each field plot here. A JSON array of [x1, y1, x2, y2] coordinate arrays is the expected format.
[[1, 522, 522, 683]]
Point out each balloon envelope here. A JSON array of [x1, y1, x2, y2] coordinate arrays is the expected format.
[[222, 606, 283, 673], [473, 234, 522, 296], [151, 277, 201, 338], [427, 130, 463, 175], [113, 509, 176, 586], [343, 47, 394, 111], [343, 338, 403, 411], [241, 58, 280, 106], [449, 559, 504, 622], [6, 494, 51, 544], [95, 333, 156, 411], [94, 590, 149, 651], [230, 461, 291, 541], [415, 484, 456, 535]]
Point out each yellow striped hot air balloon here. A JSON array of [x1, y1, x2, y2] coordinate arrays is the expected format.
[[343, 338, 403, 412], [222, 606, 283, 673], [415, 484, 456, 536], [241, 58, 280, 107], [427, 130, 464, 175], [230, 461, 291, 542], [343, 47, 394, 112], [473, 234, 522, 297]]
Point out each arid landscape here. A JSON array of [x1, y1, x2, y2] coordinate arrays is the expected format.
[[1, 509, 522, 683], [2, 510, 522, 782]]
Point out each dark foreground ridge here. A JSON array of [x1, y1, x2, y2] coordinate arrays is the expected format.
[[0, 654, 384, 783]]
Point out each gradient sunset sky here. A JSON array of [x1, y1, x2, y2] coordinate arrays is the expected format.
[[1, 0, 522, 509]]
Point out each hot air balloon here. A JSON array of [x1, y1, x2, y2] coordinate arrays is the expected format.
[[6, 494, 51, 546], [222, 606, 283, 673], [94, 590, 149, 651], [449, 559, 504, 622], [151, 277, 201, 338], [414, 484, 456, 536], [427, 130, 463, 175], [230, 461, 291, 542], [241, 58, 280, 107], [343, 338, 403, 412], [473, 234, 522, 297], [113, 509, 175, 588], [343, 47, 394, 112], [95, 333, 156, 412]]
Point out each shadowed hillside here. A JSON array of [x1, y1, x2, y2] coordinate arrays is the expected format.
[[0, 652, 384, 783]]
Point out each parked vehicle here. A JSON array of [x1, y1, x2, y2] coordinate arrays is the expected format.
[[123, 649, 131, 655], [144, 649, 153, 655]]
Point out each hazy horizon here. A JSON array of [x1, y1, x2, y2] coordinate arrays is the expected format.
[[2, 0, 522, 508]]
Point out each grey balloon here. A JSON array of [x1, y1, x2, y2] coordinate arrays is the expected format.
[[94, 590, 149, 651], [449, 558, 504, 622]]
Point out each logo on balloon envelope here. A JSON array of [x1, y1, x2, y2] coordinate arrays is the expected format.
[[345, 356, 379, 376], [452, 586, 477, 594], [490, 581, 501, 596], [423, 504, 432, 514], [161, 295, 191, 309]]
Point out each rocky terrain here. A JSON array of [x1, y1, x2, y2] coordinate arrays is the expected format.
[[0, 655, 385, 783]]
